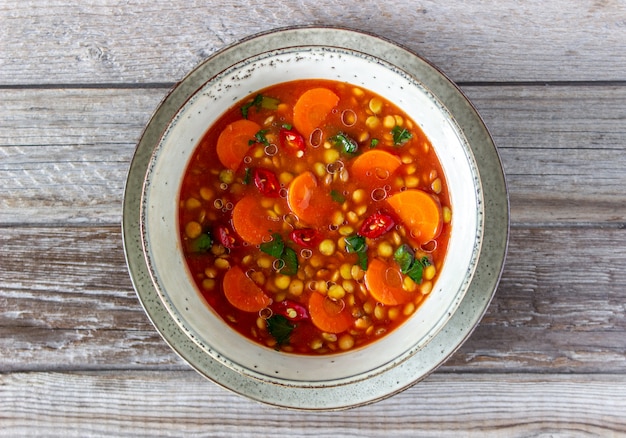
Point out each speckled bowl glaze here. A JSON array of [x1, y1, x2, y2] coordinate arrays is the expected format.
[[123, 26, 508, 410]]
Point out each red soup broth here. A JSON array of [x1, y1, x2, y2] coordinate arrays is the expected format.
[[178, 79, 451, 355]]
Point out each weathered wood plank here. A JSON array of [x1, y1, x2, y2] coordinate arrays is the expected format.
[[1, 371, 625, 436], [0, 327, 184, 372], [0, 88, 162, 224], [1, 0, 623, 433], [1, 85, 626, 225], [1, 0, 625, 84], [0, 226, 185, 371], [1, 226, 624, 373], [448, 226, 626, 371], [465, 84, 626, 225]]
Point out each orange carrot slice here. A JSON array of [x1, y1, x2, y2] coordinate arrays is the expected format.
[[232, 195, 280, 245], [223, 266, 271, 312], [293, 88, 339, 137], [386, 189, 442, 244], [308, 291, 354, 334], [364, 258, 413, 306], [216, 119, 261, 170], [351, 149, 402, 182], [287, 171, 332, 227]]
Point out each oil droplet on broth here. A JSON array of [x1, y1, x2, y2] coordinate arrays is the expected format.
[[323, 296, 345, 315], [384, 267, 403, 288]]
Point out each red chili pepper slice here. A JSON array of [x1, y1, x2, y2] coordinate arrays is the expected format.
[[279, 127, 306, 153], [289, 228, 321, 248], [272, 300, 309, 321], [253, 168, 281, 197], [358, 212, 395, 239], [215, 225, 238, 249]]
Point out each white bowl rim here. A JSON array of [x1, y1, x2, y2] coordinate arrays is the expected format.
[[123, 25, 509, 410]]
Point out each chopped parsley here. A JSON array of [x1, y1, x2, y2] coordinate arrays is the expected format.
[[249, 129, 270, 147], [241, 94, 263, 119], [279, 247, 299, 276], [344, 234, 368, 270], [393, 244, 430, 283], [330, 189, 346, 204], [242, 167, 252, 185], [266, 314, 295, 347], [393, 244, 414, 272], [260, 233, 284, 258], [391, 126, 413, 146], [370, 138, 379, 148], [259, 233, 299, 276], [188, 233, 212, 253], [330, 132, 358, 154], [241, 94, 280, 119]]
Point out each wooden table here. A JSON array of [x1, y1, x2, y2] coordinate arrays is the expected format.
[[2, 1, 625, 435]]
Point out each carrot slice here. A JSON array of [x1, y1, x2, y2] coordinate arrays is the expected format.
[[364, 258, 413, 306], [386, 189, 442, 244], [351, 149, 402, 182], [223, 266, 271, 312], [293, 88, 339, 137], [286, 171, 332, 227], [216, 119, 261, 170], [308, 291, 354, 334], [231, 195, 280, 245]]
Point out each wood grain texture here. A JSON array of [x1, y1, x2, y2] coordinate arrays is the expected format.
[[0, 88, 162, 224], [465, 85, 626, 226], [1, 226, 624, 373], [2, 85, 626, 225], [1, 0, 625, 84], [2, 0, 626, 432], [1, 371, 625, 437]]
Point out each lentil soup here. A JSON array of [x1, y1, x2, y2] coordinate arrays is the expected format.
[[178, 79, 451, 355]]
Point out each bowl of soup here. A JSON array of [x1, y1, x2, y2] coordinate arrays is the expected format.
[[123, 26, 508, 410]]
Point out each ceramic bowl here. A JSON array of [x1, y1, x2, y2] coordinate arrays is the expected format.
[[123, 26, 508, 410]]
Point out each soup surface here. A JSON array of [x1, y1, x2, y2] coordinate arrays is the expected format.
[[178, 79, 451, 355]]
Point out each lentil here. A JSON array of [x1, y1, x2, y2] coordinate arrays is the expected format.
[[214, 257, 230, 270], [338, 333, 355, 350], [319, 239, 336, 256], [185, 221, 202, 239]]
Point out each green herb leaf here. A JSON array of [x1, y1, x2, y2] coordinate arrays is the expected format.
[[405, 259, 425, 283], [241, 94, 264, 119], [282, 123, 293, 130], [393, 244, 415, 272], [249, 129, 270, 147], [243, 167, 252, 185], [188, 233, 212, 253], [356, 251, 368, 270], [394, 244, 431, 283], [266, 314, 295, 347], [370, 138, 379, 148], [260, 233, 284, 259], [344, 234, 368, 270], [345, 235, 367, 253], [259, 233, 299, 276], [330, 132, 358, 154], [241, 94, 280, 118], [330, 189, 346, 204], [391, 126, 413, 146], [279, 247, 299, 276]]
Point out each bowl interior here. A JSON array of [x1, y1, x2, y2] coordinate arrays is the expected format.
[[141, 46, 482, 384]]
